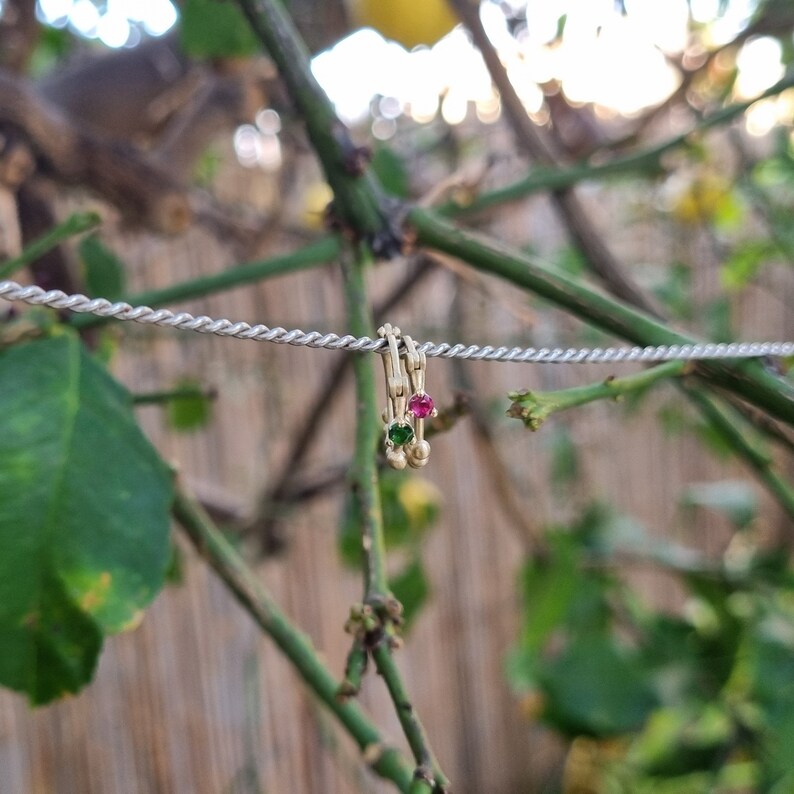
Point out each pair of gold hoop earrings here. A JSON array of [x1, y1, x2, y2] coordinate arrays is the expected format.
[[379, 323, 437, 470]]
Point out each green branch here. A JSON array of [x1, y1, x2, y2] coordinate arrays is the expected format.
[[234, 0, 398, 253], [340, 244, 450, 790], [172, 488, 414, 792], [372, 644, 451, 792], [340, 245, 390, 601], [72, 236, 340, 328], [0, 211, 100, 280], [507, 360, 689, 430], [445, 70, 794, 216], [408, 208, 794, 426]]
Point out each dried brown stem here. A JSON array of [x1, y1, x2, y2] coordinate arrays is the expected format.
[[448, 0, 662, 316], [0, 71, 191, 233]]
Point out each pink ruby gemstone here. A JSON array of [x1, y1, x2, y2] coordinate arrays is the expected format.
[[408, 393, 434, 419]]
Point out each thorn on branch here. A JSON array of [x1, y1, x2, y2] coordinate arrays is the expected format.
[[413, 765, 433, 782], [333, 125, 372, 177]]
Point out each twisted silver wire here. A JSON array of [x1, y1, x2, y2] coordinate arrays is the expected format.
[[2, 279, 792, 364]]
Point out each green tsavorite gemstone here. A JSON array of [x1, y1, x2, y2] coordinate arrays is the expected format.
[[388, 421, 414, 446]]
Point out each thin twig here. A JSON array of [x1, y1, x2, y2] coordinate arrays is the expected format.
[[132, 386, 217, 405], [72, 236, 341, 329], [172, 487, 414, 792], [427, 249, 536, 329], [0, 211, 100, 280], [447, 71, 794, 218], [507, 360, 691, 430], [448, 282, 540, 552]]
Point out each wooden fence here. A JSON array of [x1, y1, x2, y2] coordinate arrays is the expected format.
[[1, 140, 791, 794]]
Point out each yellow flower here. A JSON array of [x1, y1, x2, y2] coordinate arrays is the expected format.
[[670, 171, 734, 225]]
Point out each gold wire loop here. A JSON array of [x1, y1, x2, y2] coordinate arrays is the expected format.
[[402, 335, 426, 395]]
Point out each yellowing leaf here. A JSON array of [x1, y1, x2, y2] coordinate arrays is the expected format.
[[0, 333, 172, 704]]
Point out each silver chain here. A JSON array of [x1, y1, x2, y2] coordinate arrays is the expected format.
[[1, 279, 792, 364]]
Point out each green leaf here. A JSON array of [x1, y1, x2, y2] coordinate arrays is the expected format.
[[703, 296, 733, 343], [554, 246, 587, 278], [745, 635, 794, 784], [516, 534, 582, 654], [629, 705, 734, 778], [537, 632, 658, 738], [694, 416, 735, 460], [681, 480, 758, 529], [721, 240, 776, 292], [29, 25, 74, 78], [389, 557, 430, 631], [181, 0, 260, 58], [371, 147, 410, 199], [507, 517, 616, 695], [79, 235, 126, 302], [193, 146, 224, 187], [652, 262, 692, 320], [165, 378, 214, 432], [753, 149, 794, 190], [579, 504, 704, 572], [657, 401, 691, 437], [711, 188, 743, 230], [546, 424, 579, 489], [0, 333, 173, 704]]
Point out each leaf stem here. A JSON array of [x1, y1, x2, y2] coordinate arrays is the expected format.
[[0, 211, 101, 280], [408, 207, 794, 426], [72, 236, 340, 328], [507, 360, 689, 430], [132, 386, 215, 405], [172, 488, 414, 792]]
